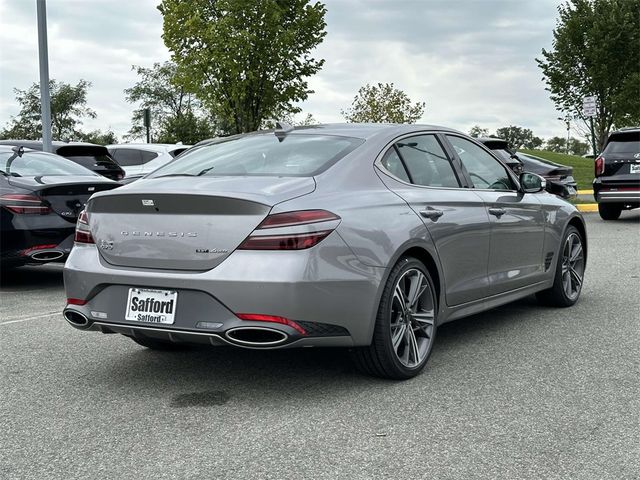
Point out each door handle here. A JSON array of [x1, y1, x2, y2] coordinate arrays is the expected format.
[[420, 209, 444, 220], [488, 207, 506, 218]]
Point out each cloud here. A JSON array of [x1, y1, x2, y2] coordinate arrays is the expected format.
[[0, 0, 568, 140]]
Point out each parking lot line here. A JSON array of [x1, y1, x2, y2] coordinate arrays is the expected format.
[[0, 312, 59, 326]]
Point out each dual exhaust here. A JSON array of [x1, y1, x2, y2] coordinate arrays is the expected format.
[[62, 310, 290, 347]]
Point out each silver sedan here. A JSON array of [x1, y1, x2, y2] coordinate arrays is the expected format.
[[63, 123, 586, 379]]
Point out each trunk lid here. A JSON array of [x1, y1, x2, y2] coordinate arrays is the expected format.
[[88, 176, 316, 271], [8, 175, 119, 223]]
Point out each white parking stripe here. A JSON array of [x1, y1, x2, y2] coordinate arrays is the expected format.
[[0, 312, 59, 325]]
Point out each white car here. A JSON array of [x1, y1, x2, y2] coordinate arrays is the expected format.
[[106, 144, 191, 177]]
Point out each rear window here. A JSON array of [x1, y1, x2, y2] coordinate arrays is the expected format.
[[491, 149, 514, 162], [605, 132, 640, 154], [65, 155, 120, 170], [149, 134, 363, 178], [0, 151, 98, 177]]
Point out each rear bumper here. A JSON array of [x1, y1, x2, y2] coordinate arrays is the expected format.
[[63, 237, 385, 347], [593, 178, 640, 204]]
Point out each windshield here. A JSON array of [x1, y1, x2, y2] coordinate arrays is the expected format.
[[0, 151, 98, 177], [605, 132, 640, 154], [149, 134, 364, 178]]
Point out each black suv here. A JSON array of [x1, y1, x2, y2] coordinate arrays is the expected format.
[[593, 128, 640, 220]]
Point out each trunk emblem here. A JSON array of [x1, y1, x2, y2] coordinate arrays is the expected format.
[[142, 199, 155, 206], [634, 153, 640, 159], [88, 187, 95, 192], [99, 240, 114, 250]]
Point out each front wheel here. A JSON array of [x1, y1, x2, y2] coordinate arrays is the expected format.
[[353, 257, 437, 379], [536, 226, 585, 307], [598, 203, 622, 220]]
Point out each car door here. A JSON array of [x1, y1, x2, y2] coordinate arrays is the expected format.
[[376, 133, 491, 306], [445, 135, 546, 295]]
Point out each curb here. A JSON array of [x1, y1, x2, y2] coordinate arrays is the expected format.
[[576, 204, 598, 212], [577, 189, 593, 195]]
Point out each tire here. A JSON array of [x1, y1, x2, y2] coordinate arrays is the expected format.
[[536, 225, 585, 307], [598, 203, 622, 220], [352, 256, 437, 380], [129, 335, 190, 351]]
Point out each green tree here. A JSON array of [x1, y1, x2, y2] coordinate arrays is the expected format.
[[537, 0, 640, 150], [495, 126, 537, 149], [468, 125, 490, 138], [568, 137, 589, 155], [124, 62, 215, 142], [79, 129, 118, 145], [159, 0, 327, 134], [545, 136, 567, 153], [341, 83, 425, 124], [0, 79, 96, 141]]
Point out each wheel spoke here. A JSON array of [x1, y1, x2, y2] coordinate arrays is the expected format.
[[407, 327, 421, 365], [569, 267, 582, 289], [406, 271, 426, 308], [562, 270, 571, 294], [412, 311, 435, 332], [569, 242, 583, 263], [391, 323, 407, 352], [394, 284, 408, 314]]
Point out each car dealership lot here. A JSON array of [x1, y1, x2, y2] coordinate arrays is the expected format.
[[1, 212, 639, 479]]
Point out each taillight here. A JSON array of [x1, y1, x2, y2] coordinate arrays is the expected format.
[[238, 210, 340, 250], [74, 210, 95, 244], [236, 313, 307, 335], [595, 156, 605, 177], [67, 298, 87, 306], [0, 194, 51, 214]]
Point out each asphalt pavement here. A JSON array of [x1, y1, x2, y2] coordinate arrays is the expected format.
[[1, 211, 639, 480]]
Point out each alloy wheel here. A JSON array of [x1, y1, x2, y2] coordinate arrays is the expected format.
[[561, 232, 585, 301], [389, 268, 435, 368]]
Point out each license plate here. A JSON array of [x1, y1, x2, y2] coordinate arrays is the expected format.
[[630, 164, 640, 174], [125, 288, 178, 324]]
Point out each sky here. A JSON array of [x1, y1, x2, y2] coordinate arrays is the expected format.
[[0, 0, 568, 140]]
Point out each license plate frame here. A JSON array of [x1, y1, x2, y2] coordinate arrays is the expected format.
[[125, 287, 178, 325]]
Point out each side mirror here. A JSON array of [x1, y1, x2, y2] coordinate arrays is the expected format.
[[519, 172, 546, 193]]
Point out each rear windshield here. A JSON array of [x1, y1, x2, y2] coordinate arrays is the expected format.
[[492, 149, 515, 162], [149, 134, 364, 178], [605, 132, 640, 154], [65, 155, 120, 169], [0, 151, 99, 177]]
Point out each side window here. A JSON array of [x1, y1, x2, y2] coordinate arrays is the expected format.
[[380, 147, 410, 182], [140, 151, 159, 163], [395, 135, 460, 187], [446, 136, 514, 190], [114, 149, 142, 166]]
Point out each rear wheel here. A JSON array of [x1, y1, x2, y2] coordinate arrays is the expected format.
[[598, 203, 622, 220], [128, 335, 190, 351], [353, 257, 437, 379], [536, 226, 585, 307]]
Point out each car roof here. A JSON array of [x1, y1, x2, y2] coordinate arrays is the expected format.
[[106, 143, 191, 152], [195, 123, 461, 147]]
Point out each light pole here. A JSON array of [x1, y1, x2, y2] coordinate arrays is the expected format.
[[36, 0, 52, 152]]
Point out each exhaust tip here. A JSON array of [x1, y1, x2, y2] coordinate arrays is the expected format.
[[30, 250, 65, 262], [63, 309, 90, 328], [226, 327, 288, 346]]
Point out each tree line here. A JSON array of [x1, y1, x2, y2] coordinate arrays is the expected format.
[[0, 0, 637, 150]]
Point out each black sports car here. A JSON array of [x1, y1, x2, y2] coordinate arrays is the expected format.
[[0, 140, 125, 181], [0, 146, 120, 268], [477, 138, 577, 197]]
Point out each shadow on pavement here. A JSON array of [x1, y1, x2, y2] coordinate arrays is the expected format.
[[0, 263, 64, 289]]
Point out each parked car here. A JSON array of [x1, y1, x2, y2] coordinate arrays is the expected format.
[[476, 137, 524, 174], [63, 123, 586, 380], [0, 146, 119, 268], [0, 140, 125, 181], [593, 127, 640, 220], [477, 138, 577, 197], [106, 143, 191, 177]]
